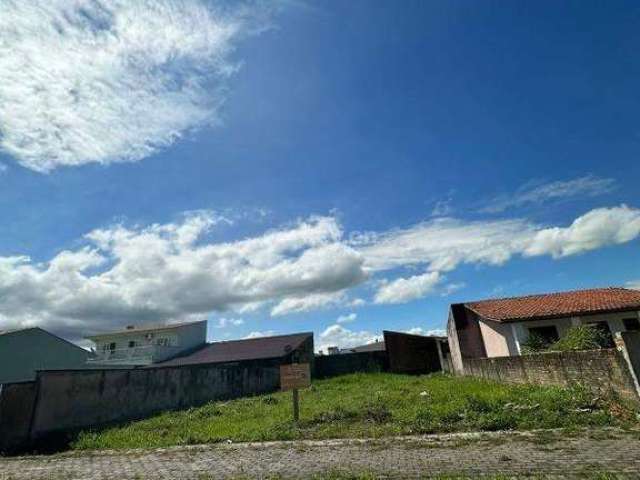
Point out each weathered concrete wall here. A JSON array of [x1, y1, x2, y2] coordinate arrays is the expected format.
[[383, 331, 442, 374], [464, 348, 639, 402], [0, 381, 37, 452], [29, 360, 279, 440], [314, 351, 388, 379]]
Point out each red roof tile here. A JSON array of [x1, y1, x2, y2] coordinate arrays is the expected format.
[[465, 287, 640, 322]]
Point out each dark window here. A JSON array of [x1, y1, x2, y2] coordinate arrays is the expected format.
[[128, 340, 136, 348], [623, 318, 640, 331], [528, 326, 559, 346], [587, 321, 614, 348], [109, 342, 116, 350]]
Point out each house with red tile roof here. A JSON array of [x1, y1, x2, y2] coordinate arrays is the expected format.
[[447, 287, 640, 374]]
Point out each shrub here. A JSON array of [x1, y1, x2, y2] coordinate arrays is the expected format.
[[548, 325, 610, 352], [520, 332, 549, 354]]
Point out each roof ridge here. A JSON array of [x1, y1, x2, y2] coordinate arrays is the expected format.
[[465, 286, 628, 306]]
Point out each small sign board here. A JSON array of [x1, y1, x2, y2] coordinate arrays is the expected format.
[[280, 363, 311, 391]]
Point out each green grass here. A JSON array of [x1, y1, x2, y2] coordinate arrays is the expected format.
[[71, 373, 634, 450]]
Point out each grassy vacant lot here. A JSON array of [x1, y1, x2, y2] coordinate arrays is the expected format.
[[72, 373, 635, 450]]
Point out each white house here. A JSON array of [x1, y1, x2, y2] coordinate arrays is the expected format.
[[86, 320, 207, 366], [447, 287, 640, 374]]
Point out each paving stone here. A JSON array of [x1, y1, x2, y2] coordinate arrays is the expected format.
[[1, 430, 639, 479]]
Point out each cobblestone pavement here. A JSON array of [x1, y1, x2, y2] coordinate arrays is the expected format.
[[1, 430, 640, 479]]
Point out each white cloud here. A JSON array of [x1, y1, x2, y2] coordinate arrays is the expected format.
[[0, 213, 367, 340], [349, 298, 366, 307], [481, 175, 616, 213], [360, 205, 640, 273], [431, 198, 454, 217], [440, 282, 465, 296], [214, 317, 244, 328], [318, 324, 379, 353], [271, 291, 349, 317], [374, 271, 441, 304], [336, 313, 357, 324], [244, 330, 277, 339], [524, 205, 640, 258], [1, 205, 639, 340], [359, 217, 536, 273], [626, 281, 640, 290], [0, 0, 265, 172], [404, 327, 446, 337]]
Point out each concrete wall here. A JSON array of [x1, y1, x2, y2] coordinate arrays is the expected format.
[[384, 331, 443, 374], [314, 351, 388, 379], [464, 348, 639, 402], [27, 360, 279, 441], [0, 381, 37, 452], [0, 328, 89, 384], [448, 305, 487, 374]]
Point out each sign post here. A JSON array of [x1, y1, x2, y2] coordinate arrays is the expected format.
[[280, 363, 311, 423]]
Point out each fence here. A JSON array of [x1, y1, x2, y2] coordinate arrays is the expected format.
[[463, 331, 640, 402]]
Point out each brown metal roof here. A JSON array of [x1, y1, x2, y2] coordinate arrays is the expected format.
[[465, 287, 640, 322], [154, 331, 313, 367]]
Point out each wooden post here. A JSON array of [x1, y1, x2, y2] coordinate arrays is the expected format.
[[292, 388, 300, 422]]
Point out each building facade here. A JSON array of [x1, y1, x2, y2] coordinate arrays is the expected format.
[[0, 328, 89, 384], [86, 320, 207, 366], [447, 287, 640, 374]]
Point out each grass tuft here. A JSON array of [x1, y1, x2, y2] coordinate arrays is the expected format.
[[71, 373, 636, 450]]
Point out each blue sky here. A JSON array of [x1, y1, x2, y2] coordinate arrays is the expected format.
[[0, 0, 639, 351]]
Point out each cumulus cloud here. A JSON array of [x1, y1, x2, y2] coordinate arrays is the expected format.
[[318, 324, 379, 353], [271, 291, 349, 317], [1, 205, 639, 340], [0, 0, 265, 172], [481, 175, 616, 213], [524, 205, 640, 258], [336, 313, 357, 324], [0, 213, 367, 340], [374, 271, 441, 304]]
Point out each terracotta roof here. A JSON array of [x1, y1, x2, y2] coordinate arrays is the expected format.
[[465, 287, 640, 322], [154, 332, 312, 367]]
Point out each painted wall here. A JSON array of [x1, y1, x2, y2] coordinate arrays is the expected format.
[[88, 321, 207, 365], [0, 328, 88, 384]]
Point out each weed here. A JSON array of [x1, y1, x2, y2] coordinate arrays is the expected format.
[[70, 373, 637, 450]]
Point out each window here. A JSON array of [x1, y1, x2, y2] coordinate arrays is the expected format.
[[623, 318, 640, 332], [128, 340, 136, 348], [156, 338, 170, 346], [586, 321, 614, 348], [527, 326, 559, 346]]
